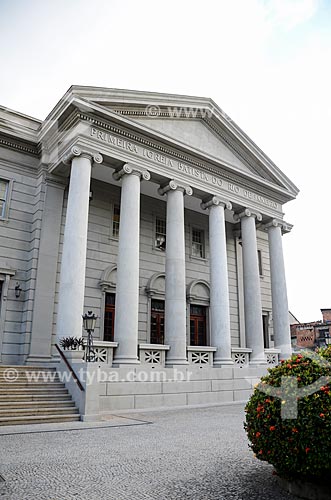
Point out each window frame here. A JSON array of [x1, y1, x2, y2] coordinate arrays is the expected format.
[[154, 217, 166, 251], [257, 249, 264, 277], [0, 177, 13, 222], [191, 227, 205, 259], [111, 203, 120, 239]]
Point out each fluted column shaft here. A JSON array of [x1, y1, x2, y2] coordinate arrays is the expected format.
[[159, 180, 192, 365], [113, 164, 150, 364], [239, 210, 266, 364], [202, 197, 233, 365], [56, 147, 103, 342], [267, 221, 292, 359]]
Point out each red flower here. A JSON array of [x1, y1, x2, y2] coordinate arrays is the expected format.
[[256, 432, 261, 438], [320, 413, 325, 418], [269, 426, 276, 431], [305, 447, 310, 454], [292, 428, 298, 433]]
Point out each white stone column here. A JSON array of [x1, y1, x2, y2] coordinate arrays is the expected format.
[[201, 196, 233, 365], [238, 209, 266, 364], [159, 180, 192, 365], [266, 219, 292, 360], [113, 164, 150, 365], [56, 147, 103, 342]]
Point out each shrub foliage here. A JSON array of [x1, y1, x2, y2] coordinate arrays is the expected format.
[[244, 347, 331, 480]]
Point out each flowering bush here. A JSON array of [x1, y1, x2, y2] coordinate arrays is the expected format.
[[244, 348, 331, 480]]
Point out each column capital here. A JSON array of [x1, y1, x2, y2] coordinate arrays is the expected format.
[[234, 208, 262, 222], [263, 218, 293, 234], [158, 179, 193, 197], [113, 163, 150, 182], [63, 146, 103, 165], [201, 195, 232, 211]]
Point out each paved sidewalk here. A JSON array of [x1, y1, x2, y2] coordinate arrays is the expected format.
[[0, 404, 294, 500]]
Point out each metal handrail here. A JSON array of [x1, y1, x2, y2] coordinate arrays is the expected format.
[[55, 344, 85, 392]]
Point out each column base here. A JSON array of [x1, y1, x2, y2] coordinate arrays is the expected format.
[[213, 358, 234, 366], [113, 357, 140, 366], [249, 358, 268, 366], [165, 359, 189, 367]]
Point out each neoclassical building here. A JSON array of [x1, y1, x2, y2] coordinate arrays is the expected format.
[[0, 87, 298, 411]]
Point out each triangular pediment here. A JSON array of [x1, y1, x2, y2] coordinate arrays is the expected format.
[[117, 116, 253, 176], [48, 86, 299, 199]]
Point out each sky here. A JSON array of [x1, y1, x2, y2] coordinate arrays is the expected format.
[[0, 0, 330, 322]]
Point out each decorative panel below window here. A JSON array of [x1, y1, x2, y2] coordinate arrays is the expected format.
[[190, 305, 207, 346], [104, 293, 115, 342], [151, 299, 165, 344]]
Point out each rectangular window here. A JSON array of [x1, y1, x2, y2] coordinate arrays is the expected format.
[[150, 299, 165, 344], [112, 204, 120, 238], [0, 180, 9, 218], [190, 305, 207, 346], [258, 250, 263, 276], [104, 293, 115, 342], [155, 218, 166, 251], [192, 229, 204, 258]]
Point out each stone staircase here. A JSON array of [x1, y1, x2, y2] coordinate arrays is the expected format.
[[0, 365, 80, 426]]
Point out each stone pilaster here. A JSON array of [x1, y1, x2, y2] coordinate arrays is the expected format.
[[201, 196, 233, 365], [56, 147, 103, 343], [159, 180, 192, 365], [237, 209, 266, 364], [113, 164, 150, 365], [265, 219, 293, 360]]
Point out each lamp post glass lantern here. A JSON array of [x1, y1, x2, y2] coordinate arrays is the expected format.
[[82, 311, 97, 362], [325, 332, 331, 346]]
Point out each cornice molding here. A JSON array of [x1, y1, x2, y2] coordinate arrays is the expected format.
[[0, 134, 39, 157]]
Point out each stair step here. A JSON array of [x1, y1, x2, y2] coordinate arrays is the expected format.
[[0, 414, 81, 426], [0, 383, 65, 389], [0, 407, 79, 417], [0, 366, 56, 372], [0, 400, 75, 408], [0, 365, 80, 425], [0, 389, 69, 396], [0, 394, 72, 402]]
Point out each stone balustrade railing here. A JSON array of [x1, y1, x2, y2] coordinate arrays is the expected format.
[[92, 341, 118, 365], [139, 344, 170, 366], [264, 348, 281, 366], [187, 346, 217, 366], [231, 347, 252, 366]]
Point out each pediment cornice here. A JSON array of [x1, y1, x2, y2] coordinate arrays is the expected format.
[[69, 107, 294, 204]]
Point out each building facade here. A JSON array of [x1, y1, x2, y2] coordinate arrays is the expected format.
[[291, 309, 331, 350], [0, 86, 298, 376]]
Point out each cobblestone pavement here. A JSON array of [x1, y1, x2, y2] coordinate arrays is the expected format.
[[0, 404, 295, 500]]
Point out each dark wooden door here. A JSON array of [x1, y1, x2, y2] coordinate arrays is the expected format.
[[190, 305, 207, 346], [104, 293, 115, 342], [151, 299, 165, 344]]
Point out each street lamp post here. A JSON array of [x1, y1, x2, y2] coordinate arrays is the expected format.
[[82, 311, 97, 362]]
